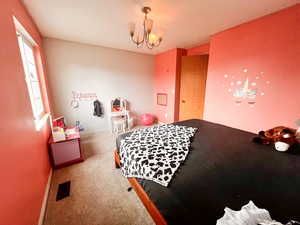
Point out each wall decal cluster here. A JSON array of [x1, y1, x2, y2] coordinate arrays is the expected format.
[[70, 91, 98, 109], [223, 69, 271, 107]]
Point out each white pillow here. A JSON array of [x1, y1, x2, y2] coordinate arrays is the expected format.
[[217, 201, 283, 225]]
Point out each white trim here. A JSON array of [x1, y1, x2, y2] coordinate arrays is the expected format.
[[158, 121, 166, 125], [35, 113, 50, 131], [17, 33, 45, 120], [38, 169, 52, 225], [13, 16, 37, 46], [15, 17, 48, 130]]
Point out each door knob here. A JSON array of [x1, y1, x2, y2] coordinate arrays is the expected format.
[[181, 100, 186, 103]]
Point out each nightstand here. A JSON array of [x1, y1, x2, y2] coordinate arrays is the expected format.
[[48, 135, 84, 169]]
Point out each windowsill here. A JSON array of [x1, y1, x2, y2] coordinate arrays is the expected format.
[[35, 113, 50, 131]]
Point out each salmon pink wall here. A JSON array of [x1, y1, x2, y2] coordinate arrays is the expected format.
[[204, 4, 300, 133], [187, 43, 210, 56], [154, 48, 186, 123], [154, 49, 177, 123], [0, 1, 52, 225]]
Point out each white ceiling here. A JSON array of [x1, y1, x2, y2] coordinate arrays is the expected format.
[[22, 0, 298, 55]]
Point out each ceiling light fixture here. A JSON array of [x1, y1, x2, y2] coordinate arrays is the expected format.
[[129, 7, 162, 49]]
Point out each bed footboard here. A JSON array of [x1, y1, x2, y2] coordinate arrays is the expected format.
[[114, 151, 121, 169]]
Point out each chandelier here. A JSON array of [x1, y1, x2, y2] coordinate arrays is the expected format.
[[129, 7, 162, 49]]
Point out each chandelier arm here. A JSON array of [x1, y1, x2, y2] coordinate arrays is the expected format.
[[145, 40, 154, 49], [130, 35, 144, 46], [144, 34, 162, 49], [142, 16, 148, 43], [152, 39, 162, 47], [140, 29, 146, 43], [137, 42, 144, 48], [130, 19, 146, 46], [144, 32, 149, 45], [147, 45, 154, 50]]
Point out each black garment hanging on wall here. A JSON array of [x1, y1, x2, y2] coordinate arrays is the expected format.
[[93, 100, 103, 117]]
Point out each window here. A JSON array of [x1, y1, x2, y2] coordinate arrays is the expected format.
[[14, 17, 48, 130]]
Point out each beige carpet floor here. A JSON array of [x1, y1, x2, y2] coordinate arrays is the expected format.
[[43, 129, 155, 225]]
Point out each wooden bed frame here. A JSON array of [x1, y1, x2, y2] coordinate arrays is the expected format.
[[114, 151, 167, 225]]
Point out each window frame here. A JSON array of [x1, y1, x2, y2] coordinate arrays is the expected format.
[[14, 17, 49, 130]]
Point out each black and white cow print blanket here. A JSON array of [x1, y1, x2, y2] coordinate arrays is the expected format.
[[119, 124, 197, 187]]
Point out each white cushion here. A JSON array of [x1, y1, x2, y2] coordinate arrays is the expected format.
[[216, 201, 283, 225]]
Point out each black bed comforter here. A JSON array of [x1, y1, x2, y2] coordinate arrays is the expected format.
[[116, 119, 300, 225]]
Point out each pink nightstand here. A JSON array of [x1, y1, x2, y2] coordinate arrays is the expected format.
[[48, 134, 84, 169]]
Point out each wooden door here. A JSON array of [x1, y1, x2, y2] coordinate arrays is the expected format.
[[179, 55, 209, 121]]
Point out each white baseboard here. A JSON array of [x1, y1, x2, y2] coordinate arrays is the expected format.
[[38, 168, 53, 225]]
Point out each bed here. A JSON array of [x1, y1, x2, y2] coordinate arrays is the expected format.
[[115, 119, 300, 225]]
